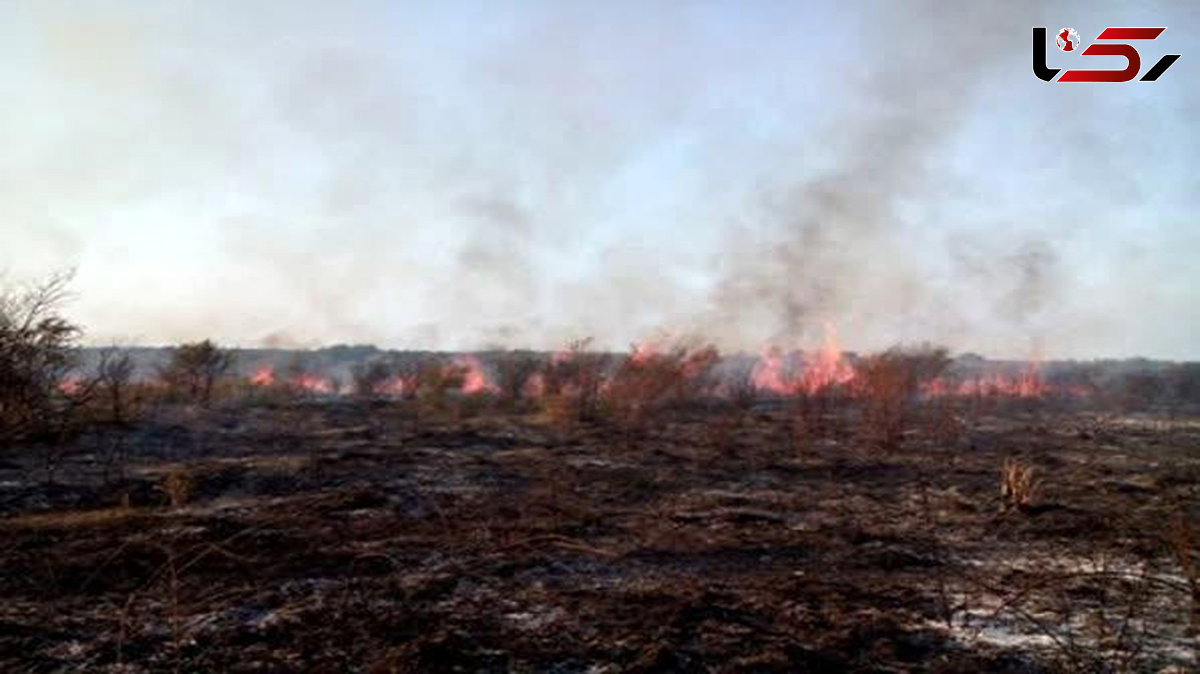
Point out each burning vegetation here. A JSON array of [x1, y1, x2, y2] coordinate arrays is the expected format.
[[1, 272, 1198, 672]]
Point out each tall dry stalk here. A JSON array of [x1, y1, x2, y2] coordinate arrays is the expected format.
[[999, 457, 1038, 512]]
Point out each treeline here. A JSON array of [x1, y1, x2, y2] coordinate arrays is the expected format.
[[6, 272, 1200, 452]]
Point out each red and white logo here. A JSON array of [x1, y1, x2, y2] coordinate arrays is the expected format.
[[1034, 26, 1181, 82]]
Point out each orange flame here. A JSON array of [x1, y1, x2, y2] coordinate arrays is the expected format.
[[291, 373, 335, 395], [454, 356, 497, 394], [378, 374, 415, 397], [249, 365, 275, 387], [923, 361, 1066, 399], [796, 326, 855, 394], [958, 369, 1046, 398], [751, 346, 793, 394], [628, 342, 659, 366], [752, 324, 854, 395]]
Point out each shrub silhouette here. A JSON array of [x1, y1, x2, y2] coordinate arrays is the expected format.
[[495, 350, 541, 410], [543, 338, 610, 424], [0, 271, 88, 443], [93, 347, 138, 424], [603, 342, 719, 434], [853, 344, 950, 450], [160, 339, 234, 406]]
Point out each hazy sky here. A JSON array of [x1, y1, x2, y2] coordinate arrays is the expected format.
[[1, 1, 1197, 358]]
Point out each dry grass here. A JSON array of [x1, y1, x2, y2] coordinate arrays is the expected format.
[[1, 402, 1197, 671], [0, 506, 142, 531], [1000, 457, 1038, 512], [541, 338, 610, 425]]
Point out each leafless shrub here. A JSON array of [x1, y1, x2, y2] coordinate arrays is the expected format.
[[0, 270, 94, 447], [999, 457, 1038, 512], [160, 339, 234, 406], [542, 338, 610, 425], [92, 346, 139, 424], [603, 342, 719, 436], [853, 343, 950, 450]]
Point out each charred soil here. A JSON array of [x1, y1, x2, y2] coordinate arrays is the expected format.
[[1, 401, 1197, 672]]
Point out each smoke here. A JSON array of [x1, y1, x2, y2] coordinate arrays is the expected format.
[[1, 1, 1197, 358], [698, 2, 1200, 358], [703, 3, 1055, 353]]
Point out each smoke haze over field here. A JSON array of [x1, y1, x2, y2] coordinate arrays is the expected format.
[[1, 1, 1197, 358]]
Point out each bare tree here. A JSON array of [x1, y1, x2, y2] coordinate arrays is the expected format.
[[0, 271, 87, 444], [90, 348, 138, 483], [854, 343, 950, 450], [94, 346, 138, 424], [160, 340, 234, 406], [543, 338, 611, 423]]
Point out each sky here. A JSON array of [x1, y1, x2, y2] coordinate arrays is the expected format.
[[1, 1, 1197, 358]]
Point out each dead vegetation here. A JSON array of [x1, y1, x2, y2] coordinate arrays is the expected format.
[[852, 344, 951, 451], [1, 281, 1198, 670], [602, 342, 719, 437], [495, 350, 541, 411], [1, 389, 1196, 672], [1000, 457, 1038, 513], [540, 338, 610, 428], [92, 347, 140, 425], [0, 271, 88, 445], [159, 339, 235, 406]]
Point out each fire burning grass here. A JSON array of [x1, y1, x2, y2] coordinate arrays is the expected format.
[[237, 331, 1084, 409], [246, 354, 499, 398], [3, 306, 1199, 671]]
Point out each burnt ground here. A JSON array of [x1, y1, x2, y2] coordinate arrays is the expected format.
[[0, 400, 1197, 672]]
